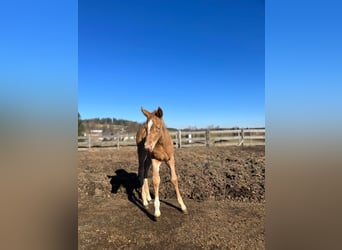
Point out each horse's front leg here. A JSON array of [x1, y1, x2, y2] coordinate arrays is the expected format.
[[141, 154, 152, 207], [152, 159, 162, 218]]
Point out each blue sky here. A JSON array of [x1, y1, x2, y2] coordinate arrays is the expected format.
[[1, 0, 77, 126], [79, 0, 264, 128]]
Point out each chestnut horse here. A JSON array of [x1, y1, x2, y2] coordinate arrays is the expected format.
[[136, 107, 187, 218]]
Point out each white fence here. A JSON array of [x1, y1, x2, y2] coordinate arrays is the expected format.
[[78, 128, 265, 149]]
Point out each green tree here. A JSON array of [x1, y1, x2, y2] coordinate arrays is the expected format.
[[78, 112, 85, 136]]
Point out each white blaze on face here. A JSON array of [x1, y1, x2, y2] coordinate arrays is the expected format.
[[147, 119, 153, 134]]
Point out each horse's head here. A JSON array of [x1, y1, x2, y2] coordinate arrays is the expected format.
[[141, 107, 164, 152]]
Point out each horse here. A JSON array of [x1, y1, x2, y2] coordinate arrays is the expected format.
[[136, 107, 187, 218]]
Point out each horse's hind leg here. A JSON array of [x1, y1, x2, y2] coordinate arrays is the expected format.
[[141, 170, 152, 207], [167, 156, 187, 213], [141, 179, 150, 207]]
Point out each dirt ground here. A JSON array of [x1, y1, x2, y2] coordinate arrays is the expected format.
[[78, 146, 265, 249]]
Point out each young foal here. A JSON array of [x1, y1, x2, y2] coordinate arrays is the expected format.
[[136, 107, 187, 218]]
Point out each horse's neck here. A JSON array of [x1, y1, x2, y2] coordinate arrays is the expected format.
[[157, 123, 170, 146], [156, 125, 174, 159]]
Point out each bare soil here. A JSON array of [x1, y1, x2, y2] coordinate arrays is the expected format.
[[78, 146, 265, 249]]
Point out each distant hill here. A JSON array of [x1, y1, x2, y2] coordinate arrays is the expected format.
[[81, 117, 179, 135], [80, 117, 262, 136], [81, 118, 142, 135]]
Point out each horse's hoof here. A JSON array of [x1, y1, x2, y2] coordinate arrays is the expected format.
[[182, 209, 189, 215], [154, 211, 161, 219]]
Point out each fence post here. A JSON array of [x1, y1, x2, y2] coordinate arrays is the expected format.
[[177, 130, 182, 148], [88, 134, 91, 149], [206, 129, 210, 147], [241, 128, 244, 146]]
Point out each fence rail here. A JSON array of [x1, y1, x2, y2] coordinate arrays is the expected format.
[[78, 128, 265, 149]]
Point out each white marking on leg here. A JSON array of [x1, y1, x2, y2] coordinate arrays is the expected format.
[[154, 196, 160, 217], [152, 159, 161, 217], [179, 199, 187, 212], [147, 119, 153, 134]]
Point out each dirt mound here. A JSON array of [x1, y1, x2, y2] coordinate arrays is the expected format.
[[79, 146, 265, 203], [168, 146, 264, 202]]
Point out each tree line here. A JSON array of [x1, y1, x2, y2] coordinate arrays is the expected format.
[[78, 113, 142, 136], [78, 112, 258, 136]]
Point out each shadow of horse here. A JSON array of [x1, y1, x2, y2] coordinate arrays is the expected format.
[[108, 169, 185, 221], [107, 169, 156, 221]]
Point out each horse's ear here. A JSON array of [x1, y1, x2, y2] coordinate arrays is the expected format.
[[156, 107, 163, 118], [141, 107, 151, 117]]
